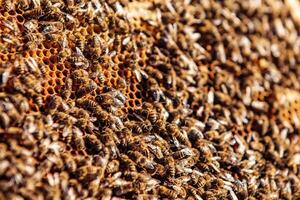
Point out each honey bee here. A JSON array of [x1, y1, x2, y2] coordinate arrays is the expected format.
[[24, 32, 45, 44], [105, 159, 120, 174], [166, 123, 191, 147], [0, 69, 10, 86], [73, 127, 85, 151], [128, 150, 155, 171], [119, 154, 136, 171], [173, 148, 193, 160], [32, 94, 43, 107], [20, 74, 42, 93], [76, 80, 97, 97], [54, 109, 77, 124], [23, 20, 39, 33], [9, 94, 30, 113], [25, 57, 41, 77], [76, 98, 99, 113], [1, 33, 18, 45], [60, 77, 72, 100], [98, 71, 106, 84], [145, 66, 164, 80], [84, 134, 103, 154], [164, 156, 175, 178], [46, 95, 62, 114], [129, 139, 150, 158], [3, 0, 14, 11], [23, 7, 44, 19], [0, 112, 10, 128], [75, 38, 85, 53], [2, 19, 19, 34], [71, 69, 88, 84], [159, 186, 178, 198]]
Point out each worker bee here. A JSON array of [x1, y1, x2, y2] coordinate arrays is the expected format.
[[25, 57, 41, 77], [73, 127, 85, 151], [173, 147, 193, 160], [23, 7, 44, 19], [9, 94, 29, 113], [166, 123, 191, 147], [3, 0, 15, 11], [32, 94, 43, 107], [0, 112, 10, 128], [71, 69, 89, 84], [1, 19, 19, 34], [60, 77, 72, 100], [76, 98, 99, 113], [84, 134, 103, 154], [76, 80, 97, 97], [54, 111, 77, 125], [119, 154, 137, 171], [128, 150, 155, 171], [1, 34, 18, 45], [165, 156, 175, 178], [98, 71, 106, 84], [46, 95, 62, 114], [159, 186, 178, 198], [23, 20, 39, 33], [20, 74, 42, 93], [24, 32, 45, 44], [105, 159, 120, 174]]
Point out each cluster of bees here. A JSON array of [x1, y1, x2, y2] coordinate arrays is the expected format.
[[1, 0, 300, 199]]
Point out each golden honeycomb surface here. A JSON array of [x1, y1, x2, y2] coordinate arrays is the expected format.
[[1, 0, 300, 199]]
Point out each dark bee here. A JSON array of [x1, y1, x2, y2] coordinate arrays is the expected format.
[[46, 95, 62, 114], [119, 154, 137, 171], [23, 8, 44, 19], [84, 134, 103, 154], [76, 80, 97, 97]]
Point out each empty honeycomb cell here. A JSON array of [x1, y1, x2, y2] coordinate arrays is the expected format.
[[135, 91, 142, 99], [50, 56, 58, 64], [54, 85, 62, 93], [47, 87, 54, 95], [104, 71, 111, 77], [48, 71, 56, 78], [48, 79, 54, 86], [43, 42, 52, 49], [130, 84, 136, 92], [22, 51, 29, 58], [55, 78, 62, 85], [129, 92, 134, 99], [87, 26, 93, 35], [128, 100, 134, 107], [55, 71, 63, 78], [93, 25, 101, 34], [43, 58, 50, 65], [57, 64, 64, 71], [62, 69, 69, 76], [43, 49, 51, 57], [16, 15, 24, 23], [135, 99, 141, 107], [8, 10, 16, 16], [36, 50, 43, 57], [49, 64, 56, 71], [29, 50, 36, 57], [50, 48, 56, 54]]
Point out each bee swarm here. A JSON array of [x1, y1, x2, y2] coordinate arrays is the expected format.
[[1, 0, 300, 199]]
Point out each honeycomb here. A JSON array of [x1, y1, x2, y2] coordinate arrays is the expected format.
[[1, 0, 300, 199]]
